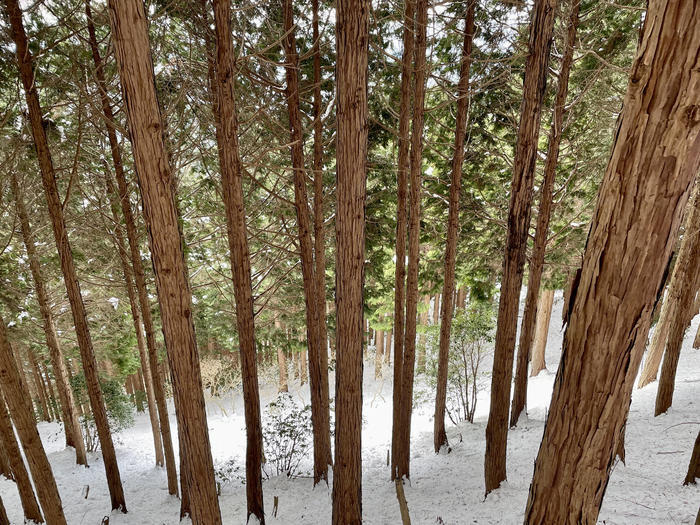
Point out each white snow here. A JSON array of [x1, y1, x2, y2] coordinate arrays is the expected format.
[[1, 292, 698, 524]]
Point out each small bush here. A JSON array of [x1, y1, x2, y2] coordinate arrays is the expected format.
[[261, 393, 312, 479]]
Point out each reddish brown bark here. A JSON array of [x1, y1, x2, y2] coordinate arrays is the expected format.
[[530, 288, 554, 377], [484, 0, 557, 493], [433, 0, 475, 453], [511, 0, 580, 427], [375, 328, 385, 379], [684, 430, 700, 485], [524, 0, 700, 519], [5, 0, 126, 509], [332, 0, 369, 518]]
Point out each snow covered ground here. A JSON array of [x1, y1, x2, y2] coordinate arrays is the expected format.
[[2, 293, 699, 524]]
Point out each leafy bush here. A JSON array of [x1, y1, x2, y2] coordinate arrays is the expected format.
[[70, 374, 134, 452], [261, 393, 312, 479]]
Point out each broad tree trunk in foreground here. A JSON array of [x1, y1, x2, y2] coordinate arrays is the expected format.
[[684, 430, 700, 485], [5, 0, 127, 510], [434, 0, 475, 453], [0, 318, 66, 525], [210, 0, 265, 520], [332, 0, 369, 519], [107, 1, 221, 522], [529, 288, 554, 377], [85, 0, 177, 490], [524, 1, 700, 520], [510, 0, 580, 427], [0, 396, 42, 523], [655, 188, 700, 415], [396, 0, 429, 481], [639, 180, 700, 387], [282, 0, 332, 483], [390, 0, 415, 480], [484, 0, 557, 493]]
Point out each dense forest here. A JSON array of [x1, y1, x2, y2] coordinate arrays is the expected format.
[[0, 0, 698, 523]]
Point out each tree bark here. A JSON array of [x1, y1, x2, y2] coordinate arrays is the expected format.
[[655, 187, 700, 415], [29, 348, 51, 422], [433, 0, 475, 453], [0, 318, 66, 525], [416, 296, 430, 372], [5, 0, 127, 510], [84, 0, 178, 492], [0, 396, 43, 523], [684, 430, 700, 485], [332, 0, 369, 518], [107, 0, 221, 522], [639, 180, 700, 387], [385, 326, 393, 365], [391, 0, 416, 480], [510, 0, 580, 427], [530, 288, 554, 377], [375, 328, 385, 379], [0, 493, 8, 525], [524, 0, 700, 519], [281, 0, 332, 483], [484, 0, 556, 494], [209, 0, 265, 520]]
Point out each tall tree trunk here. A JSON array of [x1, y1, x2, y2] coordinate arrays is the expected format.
[[694, 322, 700, 349], [416, 296, 430, 372], [529, 288, 554, 377], [0, 435, 12, 480], [684, 430, 700, 485], [42, 363, 59, 422], [0, 396, 43, 523], [484, 0, 556, 493], [5, 0, 126, 509], [104, 174, 164, 465], [433, 1, 475, 454], [396, 0, 429, 481], [510, 0, 580, 427], [29, 349, 51, 422], [0, 493, 8, 525], [332, 0, 369, 518], [639, 181, 700, 387], [84, 0, 178, 493], [655, 188, 700, 415], [277, 347, 288, 393], [209, 0, 265, 520], [107, 0, 221, 522], [432, 294, 440, 325], [391, 0, 416, 480], [524, 1, 700, 519], [281, 0, 332, 483], [385, 326, 393, 365], [0, 319, 66, 525], [375, 328, 385, 379]]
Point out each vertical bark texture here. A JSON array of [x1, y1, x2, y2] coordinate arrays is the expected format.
[[5, 0, 126, 510], [210, 0, 265, 520], [281, 0, 332, 483], [684, 430, 700, 485], [510, 0, 580, 427], [0, 396, 43, 523], [0, 493, 8, 525], [524, 1, 700, 520], [391, 0, 415, 479], [0, 318, 66, 525], [375, 328, 385, 379], [332, 0, 369, 518], [107, 0, 221, 522], [484, 0, 557, 493], [529, 288, 554, 377], [433, 0, 475, 453]]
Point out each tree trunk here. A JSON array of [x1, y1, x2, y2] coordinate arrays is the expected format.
[[0, 318, 66, 525], [484, 0, 556, 493], [416, 296, 430, 372], [281, 0, 332, 482], [85, 0, 178, 493], [104, 173, 164, 465], [0, 396, 43, 523], [524, 1, 700, 519], [277, 347, 288, 393], [42, 363, 60, 422], [510, 0, 580, 427], [432, 294, 440, 325], [300, 348, 308, 385], [655, 186, 700, 415], [684, 430, 700, 485], [391, 0, 416, 481], [0, 493, 8, 525], [385, 326, 393, 365], [208, 0, 265, 520], [29, 348, 51, 422], [694, 322, 700, 349], [375, 328, 385, 379], [0, 434, 13, 480], [432, 1, 475, 452], [639, 181, 700, 387], [332, 0, 369, 518], [530, 288, 554, 377], [396, 0, 429, 481], [107, 0, 222, 521], [5, 0, 126, 509]]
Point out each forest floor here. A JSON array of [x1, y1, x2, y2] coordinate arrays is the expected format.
[[2, 292, 699, 524]]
